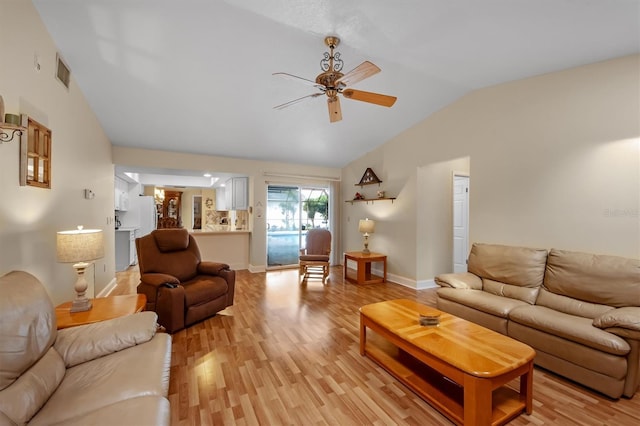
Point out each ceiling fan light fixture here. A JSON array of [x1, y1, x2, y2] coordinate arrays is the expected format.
[[273, 35, 397, 123]]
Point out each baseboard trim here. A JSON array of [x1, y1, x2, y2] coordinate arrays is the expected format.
[[99, 277, 118, 297], [372, 268, 437, 290], [249, 264, 266, 273]]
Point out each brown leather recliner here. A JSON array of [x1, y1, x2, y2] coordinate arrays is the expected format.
[[136, 228, 235, 333]]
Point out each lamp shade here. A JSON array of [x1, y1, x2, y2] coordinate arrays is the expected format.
[[358, 218, 375, 234], [56, 227, 104, 263]]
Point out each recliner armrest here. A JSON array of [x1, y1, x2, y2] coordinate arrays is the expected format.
[[198, 261, 230, 276], [54, 311, 158, 367], [434, 272, 483, 290], [139, 273, 180, 287]]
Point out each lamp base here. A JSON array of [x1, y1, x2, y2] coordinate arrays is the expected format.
[[71, 261, 93, 312], [70, 297, 93, 313], [362, 235, 370, 254]]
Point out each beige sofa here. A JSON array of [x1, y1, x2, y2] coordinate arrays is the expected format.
[[435, 243, 640, 399], [0, 271, 172, 425]]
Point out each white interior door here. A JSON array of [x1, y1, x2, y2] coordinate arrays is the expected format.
[[453, 175, 470, 272]]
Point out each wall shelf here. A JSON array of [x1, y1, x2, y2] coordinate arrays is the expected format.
[[345, 197, 396, 205]]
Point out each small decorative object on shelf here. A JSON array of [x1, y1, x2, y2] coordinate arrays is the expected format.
[[376, 190, 385, 198], [354, 192, 364, 200], [357, 167, 382, 186]]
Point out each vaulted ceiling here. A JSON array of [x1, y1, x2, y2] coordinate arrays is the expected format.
[[33, 0, 639, 169]]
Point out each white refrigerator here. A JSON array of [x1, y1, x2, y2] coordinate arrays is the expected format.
[[138, 196, 157, 238]]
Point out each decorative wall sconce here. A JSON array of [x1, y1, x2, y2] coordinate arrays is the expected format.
[[0, 96, 26, 143]]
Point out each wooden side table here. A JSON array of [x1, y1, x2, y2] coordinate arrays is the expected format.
[[55, 294, 146, 329], [344, 251, 387, 285]]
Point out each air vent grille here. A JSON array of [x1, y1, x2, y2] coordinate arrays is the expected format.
[[56, 53, 70, 89]]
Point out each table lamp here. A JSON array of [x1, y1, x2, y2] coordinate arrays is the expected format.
[[358, 218, 375, 254], [56, 226, 104, 312]]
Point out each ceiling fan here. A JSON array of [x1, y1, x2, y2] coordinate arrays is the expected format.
[[273, 36, 397, 123]]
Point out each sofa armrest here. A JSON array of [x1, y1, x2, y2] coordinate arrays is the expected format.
[[593, 307, 640, 339], [198, 261, 231, 276], [434, 272, 482, 290], [54, 311, 158, 367]]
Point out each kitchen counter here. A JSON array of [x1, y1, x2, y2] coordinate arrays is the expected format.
[[190, 231, 250, 270], [115, 227, 139, 232], [190, 229, 250, 235]]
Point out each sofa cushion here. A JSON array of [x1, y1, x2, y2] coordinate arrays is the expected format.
[[543, 249, 640, 307], [483, 278, 540, 304], [535, 288, 613, 319], [508, 321, 628, 380], [468, 243, 548, 288], [437, 288, 529, 318], [0, 347, 65, 425], [29, 333, 171, 426], [0, 271, 57, 392], [509, 305, 630, 356], [32, 396, 170, 426]]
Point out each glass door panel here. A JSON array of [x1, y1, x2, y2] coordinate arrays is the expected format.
[[267, 185, 329, 268]]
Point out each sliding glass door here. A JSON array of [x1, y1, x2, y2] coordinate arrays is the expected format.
[[266, 185, 329, 268]]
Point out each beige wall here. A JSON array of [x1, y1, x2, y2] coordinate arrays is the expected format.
[[342, 55, 640, 286], [0, 1, 116, 303], [112, 146, 341, 270]]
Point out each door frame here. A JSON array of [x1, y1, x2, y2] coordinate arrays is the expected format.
[[452, 173, 470, 273]]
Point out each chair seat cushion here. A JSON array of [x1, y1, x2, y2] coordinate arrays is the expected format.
[[183, 276, 229, 306], [300, 255, 329, 262]]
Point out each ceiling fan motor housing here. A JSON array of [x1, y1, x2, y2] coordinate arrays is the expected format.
[[316, 71, 345, 90]]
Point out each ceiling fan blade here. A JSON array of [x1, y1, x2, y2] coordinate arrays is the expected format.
[[327, 96, 342, 123], [342, 89, 397, 107], [273, 72, 325, 89], [335, 61, 381, 87], [274, 93, 323, 110]]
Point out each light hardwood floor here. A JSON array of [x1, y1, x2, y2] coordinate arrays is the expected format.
[[115, 266, 640, 425]]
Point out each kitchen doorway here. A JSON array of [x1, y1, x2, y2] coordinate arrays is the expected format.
[[266, 185, 330, 268]]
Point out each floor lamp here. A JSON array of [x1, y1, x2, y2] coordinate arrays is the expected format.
[[56, 226, 104, 312]]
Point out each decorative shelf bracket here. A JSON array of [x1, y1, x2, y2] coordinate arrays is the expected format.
[[0, 125, 25, 143]]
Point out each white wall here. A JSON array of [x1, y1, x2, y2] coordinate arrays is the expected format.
[[342, 55, 640, 285], [112, 146, 341, 271], [0, 0, 116, 304]]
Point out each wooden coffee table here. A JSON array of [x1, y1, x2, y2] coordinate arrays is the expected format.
[[360, 299, 535, 426], [55, 294, 146, 329]]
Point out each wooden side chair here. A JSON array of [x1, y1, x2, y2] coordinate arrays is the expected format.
[[299, 229, 331, 284]]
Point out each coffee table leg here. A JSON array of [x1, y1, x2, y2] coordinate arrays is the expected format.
[[464, 375, 492, 425], [359, 315, 366, 356], [521, 361, 534, 414]]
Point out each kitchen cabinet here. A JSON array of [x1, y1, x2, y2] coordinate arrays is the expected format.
[[115, 229, 137, 271], [215, 187, 226, 210], [223, 177, 248, 210], [114, 176, 129, 211]]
